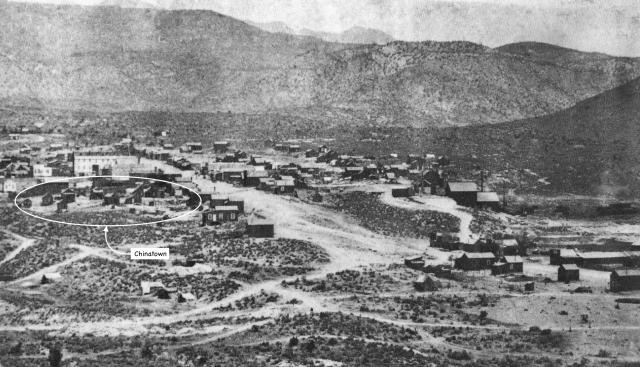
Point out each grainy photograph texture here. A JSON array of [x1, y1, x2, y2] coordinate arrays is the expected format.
[[1, 0, 640, 366]]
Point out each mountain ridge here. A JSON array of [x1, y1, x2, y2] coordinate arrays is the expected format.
[[1, 1, 640, 128]]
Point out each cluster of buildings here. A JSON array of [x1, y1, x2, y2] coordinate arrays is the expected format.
[[198, 194, 274, 238], [140, 280, 196, 303], [427, 233, 640, 291], [549, 249, 640, 291], [1, 144, 73, 179]]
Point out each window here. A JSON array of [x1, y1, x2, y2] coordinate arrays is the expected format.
[[230, 213, 236, 220], [207, 214, 213, 221]]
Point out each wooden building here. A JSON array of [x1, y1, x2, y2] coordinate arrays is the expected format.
[[245, 171, 270, 187], [558, 264, 580, 282], [392, 186, 414, 198], [404, 256, 426, 270], [56, 200, 67, 212], [477, 192, 500, 210], [549, 249, 581, 265], [213, 141, 229, 153], [491, 255, 523, 275], [496, 239, 519, 256], [446, 182, 479, 207], [288, 144, 300, 153], [501, 256, 523, 272], [454, 252, 496, 271], [185, 142, 203, 152], [274, 179, 295, 194], [610, 269, 640, 292], [61, 189, 76, 203], [202, 205, 239, 225], [90, 188, 105, 200], [246, 220, 275, 238], [41, 192, 54, 206], [103, 193, 120, 206], [227, 200, 245, 213], [210, 195, 229, 208]]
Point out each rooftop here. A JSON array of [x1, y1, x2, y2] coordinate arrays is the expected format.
[[213, 205, 239, 211], [448, 182, 479, 192], [477, 192, 500, 202], [560, 264, 580, 270], [459, 252, 495, 259]]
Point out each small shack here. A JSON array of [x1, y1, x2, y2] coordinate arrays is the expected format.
[[141, 281, 165, 295], [213, 141, 229, 153], [413, 275, 441, 292], [61, 189, 76, 203], [558, 264, 580, 282], [246, 219, 275, 238], [492, 256, 523, 274], [610, 269, 640, 292], [502, 256, 524, 272], [41, 192, 54, 206], [497, 239, 519, 256], [177, 292, 196, 303], [391, 186, 414, 198], [404, 256, 426, 270], [103, 193, 120, 206], [56, 200, 67, 212]]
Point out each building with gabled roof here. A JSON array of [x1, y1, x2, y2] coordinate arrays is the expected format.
[[202, 205, 239, 225], [446, 181, 479, 207], [477, 191, 500, 210], [454, 252, 496, 271], [246, 218, 275, 238], [141, 281, 165, 295], [558, 264, 580, 282], [610, 269, 640, 292]]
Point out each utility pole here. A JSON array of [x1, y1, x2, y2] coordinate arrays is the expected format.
[[502, 180, 507, 208]]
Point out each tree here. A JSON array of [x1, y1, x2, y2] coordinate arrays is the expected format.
[[304, 339, 316, 353], [48, 347, 62, 367], [288, 336, 299, 347]]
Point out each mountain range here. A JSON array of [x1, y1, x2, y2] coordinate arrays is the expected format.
[[246, 21, 394, 45], [2, 1, 640, 129]]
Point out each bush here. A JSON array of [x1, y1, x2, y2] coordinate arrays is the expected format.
[[289, 337, 299, 347]]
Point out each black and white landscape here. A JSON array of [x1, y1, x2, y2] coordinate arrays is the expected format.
[[1, 0, 640, 366]]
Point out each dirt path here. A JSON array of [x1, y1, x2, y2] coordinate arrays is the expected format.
[[379, 190, 478, 244], [0, 231, 37, 265]]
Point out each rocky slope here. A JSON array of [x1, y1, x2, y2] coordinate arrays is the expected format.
[[1, 1, 640, 128]]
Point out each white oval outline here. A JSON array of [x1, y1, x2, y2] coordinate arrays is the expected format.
[[14, 175, 203, 227]]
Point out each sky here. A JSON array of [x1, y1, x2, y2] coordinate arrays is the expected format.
[[9, 0, 640, 56]]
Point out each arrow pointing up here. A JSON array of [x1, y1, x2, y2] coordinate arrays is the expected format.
[[103, 226, 128, 256]]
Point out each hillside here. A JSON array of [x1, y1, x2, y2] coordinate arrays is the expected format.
[[2, 1, 640, 127], [428, 76, 640, 196]]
